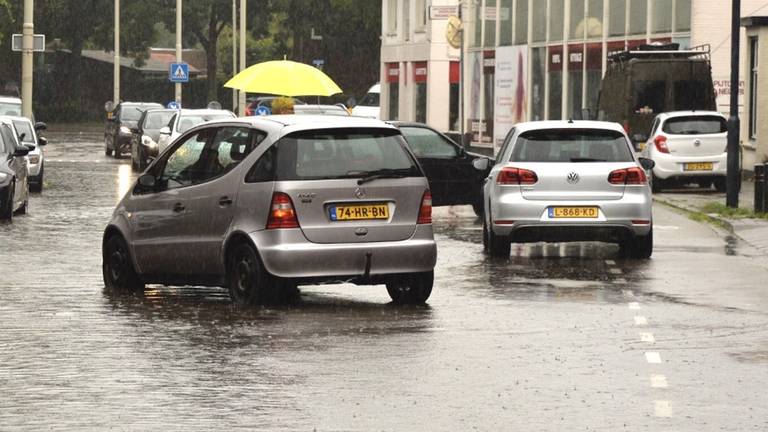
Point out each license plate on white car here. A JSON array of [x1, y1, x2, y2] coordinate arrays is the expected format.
[[548, 207, 599, 219]]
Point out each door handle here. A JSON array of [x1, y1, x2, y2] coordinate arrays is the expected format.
[[172, 202, 185, 213], [218, 196, 233, 206]]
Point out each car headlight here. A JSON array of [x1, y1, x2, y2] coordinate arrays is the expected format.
[[0, 172, 8, 183], [120, 126, 131, 134], [29, 154, 40, 164], [142, 135, 158, 148]]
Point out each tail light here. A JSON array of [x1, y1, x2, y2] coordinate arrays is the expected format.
[[497, 167, 538, 185], [654, 135, 670, 154], [417, 190, 432, 224], [623, 121, 631, 135], [608, 167, 648, 185], [266, 192, 299, 229]]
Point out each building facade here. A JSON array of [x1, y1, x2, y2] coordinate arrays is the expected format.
[[381, 0, 765, 155]]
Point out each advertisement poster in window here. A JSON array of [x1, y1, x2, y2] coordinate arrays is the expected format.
[[493, 45, 527, 155]]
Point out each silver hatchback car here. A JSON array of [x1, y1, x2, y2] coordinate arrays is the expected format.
[[102, 115, 437, 305], [482, 121, 654, 259]]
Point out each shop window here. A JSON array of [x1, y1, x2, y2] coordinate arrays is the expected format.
[[587, 0, 604, 38], [387, 63, 400, 121], [531, 47, 546, 121], [549, 0, 565, 42], [567, 45, 584, 118], [749, 36, 759, 140], [652, 0, 672, 34], [532, 0, 546, 42], [414, 62, 428, 124], [585, 43, 603, 114], [570, 0, 586, 40], [515, 0, 528, 44], [674, 0, 691, 32], [629, 0, 647, 36], [609, 0, 626, 37], [485, 0, 497, 47], [548, 46, 564, 120], [499, 0, 513, 46]]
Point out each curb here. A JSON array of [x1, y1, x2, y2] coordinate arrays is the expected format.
[[653, 197, 737, 235]]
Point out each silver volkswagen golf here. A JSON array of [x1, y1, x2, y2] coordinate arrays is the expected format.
[[102, 115, 437, 305], [482, 121, 654, 259]]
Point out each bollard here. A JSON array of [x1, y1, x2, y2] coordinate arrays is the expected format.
[[755, 164, 766, 213]]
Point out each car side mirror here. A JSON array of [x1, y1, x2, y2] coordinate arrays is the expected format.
[[159, 126, 171, 135], [37, 136, 48, 146], [34, 121, 47, 131], [137, 174, 157, 188], [23, 143, 35, 151], [638, 157, 655, 171], [472, 158, 490, 171], [131, 127, 140, 134], [13, 146, 30, 157]]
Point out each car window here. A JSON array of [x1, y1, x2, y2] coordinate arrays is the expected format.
[[120, 106, 145, 122], [245, 146, 277, 183], [0, 124, 18, 152], [0, 127, 6, 154], [497, 128, 516, 162], [0, 101, 22, 116], [662, 116, 727, 135], [511, 129, 633, 163], [399, 126, 458, 158], [11, 120, 34, 144], [632, 80, 666, 114], [273, 128, 420, 181], [159, 129, 213, 189], [144, 111, 175, 130], [209, 127, 263, 175]]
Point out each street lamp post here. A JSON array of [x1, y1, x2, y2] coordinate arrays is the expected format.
[[175, 0, 182, 104], [21, 0, 33, 119], [727, 0, 741, 208], [232, 0, 237, 111], [113, 0, 120, 104], [238, 0, 246, 116]]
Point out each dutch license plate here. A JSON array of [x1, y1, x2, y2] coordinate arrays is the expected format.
[[548, 207, 599, 219], [684, 162, 714, 171], [329, 204, 389, 221]]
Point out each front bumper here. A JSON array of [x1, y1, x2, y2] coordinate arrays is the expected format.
[[115, 133, 133, 152], [652, 152, 727, 180], [250, 224, 437, 280]]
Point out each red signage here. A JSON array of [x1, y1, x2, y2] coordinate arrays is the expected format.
[[386, 63, 400, 83], [450, 61, 460, 84], [413, 61, 428, 83]]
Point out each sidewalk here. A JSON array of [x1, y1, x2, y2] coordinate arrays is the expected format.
[[654, 178, 768, 254]]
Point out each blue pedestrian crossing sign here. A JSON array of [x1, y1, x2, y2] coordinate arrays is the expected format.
[[166, 101, 180, 110], [169, 62, 189, 83], [255, 105, 271, 116]]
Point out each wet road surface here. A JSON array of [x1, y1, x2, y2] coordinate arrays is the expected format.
[[1, 128, 767, 431]]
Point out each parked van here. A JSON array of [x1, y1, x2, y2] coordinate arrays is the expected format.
[[596, 43, 716, 147], [351, 83, 380, 119]]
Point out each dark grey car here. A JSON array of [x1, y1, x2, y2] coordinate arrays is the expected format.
[[103, 115, 437, 305], [0, 118, 30, 221], [130, 108, 176, 171]]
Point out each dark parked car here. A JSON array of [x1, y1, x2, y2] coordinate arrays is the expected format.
[[0, 117, 30, 221], [104, 102, 163, 158], [390, 122, 493, 216], [130, 108, 177, 171]]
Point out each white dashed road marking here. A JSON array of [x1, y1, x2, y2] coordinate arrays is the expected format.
[[640, 332, 656, 343], [628, 302, 641, 310], [645, 352, 662, 364], [605, 260, 616, 265], [634, 316, 648, 326], [609, 268, 623, 275], [650, 374, 668, 388], [654, 400, 673, 417]]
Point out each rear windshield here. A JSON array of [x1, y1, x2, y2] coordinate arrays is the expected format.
[[273, 128, 420, 181], [0, 101, 21, 116], [143, 111, 175, 130], [511, 129, 633, 163], [662, 116, 727, 134]]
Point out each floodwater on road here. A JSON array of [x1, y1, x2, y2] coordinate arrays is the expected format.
[[1, 128, 766, 431]]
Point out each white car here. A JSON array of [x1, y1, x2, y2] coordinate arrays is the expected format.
[[0, 96, 23, 117], [7, 116, 47, 192], [351, 83, 380, 119], [482, 120, 654, 259], [157, 109, 236, 154], [641, 111, 727, 192]]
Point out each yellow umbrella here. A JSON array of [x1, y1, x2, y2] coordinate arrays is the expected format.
[[223, 60, 342, 97]]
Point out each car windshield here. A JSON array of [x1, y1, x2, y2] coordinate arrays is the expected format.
[[120, 106, 147, 121], [358, 92, 380, 107], [0, 101, 22, 116], [662, 116, 727, 135], [399, 126, 458, 158], [274, 128, 420, 180], [143, 111, 175, 130], [11, 120, 33, 143], [511, 129, 634, 163], [176, 113, 233, 133]]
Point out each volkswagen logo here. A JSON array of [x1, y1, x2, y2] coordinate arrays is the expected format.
[[567, 172, 580, 184], [354, 188, 366, 199], [694, 139, 702, 147]]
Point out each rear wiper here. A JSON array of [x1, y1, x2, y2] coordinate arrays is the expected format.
[[570, 158, 606, 162], [356, 169, 408, 185]]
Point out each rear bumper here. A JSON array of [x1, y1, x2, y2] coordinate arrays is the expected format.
[[652, 152, 727, 180], [250, 224, 437, 280]]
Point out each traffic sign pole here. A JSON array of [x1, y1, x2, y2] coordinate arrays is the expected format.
[[21, 0, 33, 119], [175, 0, 182, 104]]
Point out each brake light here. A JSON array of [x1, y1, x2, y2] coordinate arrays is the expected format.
[[497, 167, 538, 185], [623, 121, 631, 135], [608, 167, 648, 185], [417, 190, 432, 224], [266, 192, 299, 229], [654, 135, 670, 154]]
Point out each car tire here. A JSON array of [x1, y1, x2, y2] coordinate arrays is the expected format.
[[29, 164, 43, 193], [386, 271, 433, 305], [483, 217, 511, 257], [714, 177, 727, 193], [103, 235, 145, 292], [620, 228, 653, 259], [1, 183, 14, 222], [227, 242, 289, 305], [472, 197, 484, 218], [651, 173, 663, 193]]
